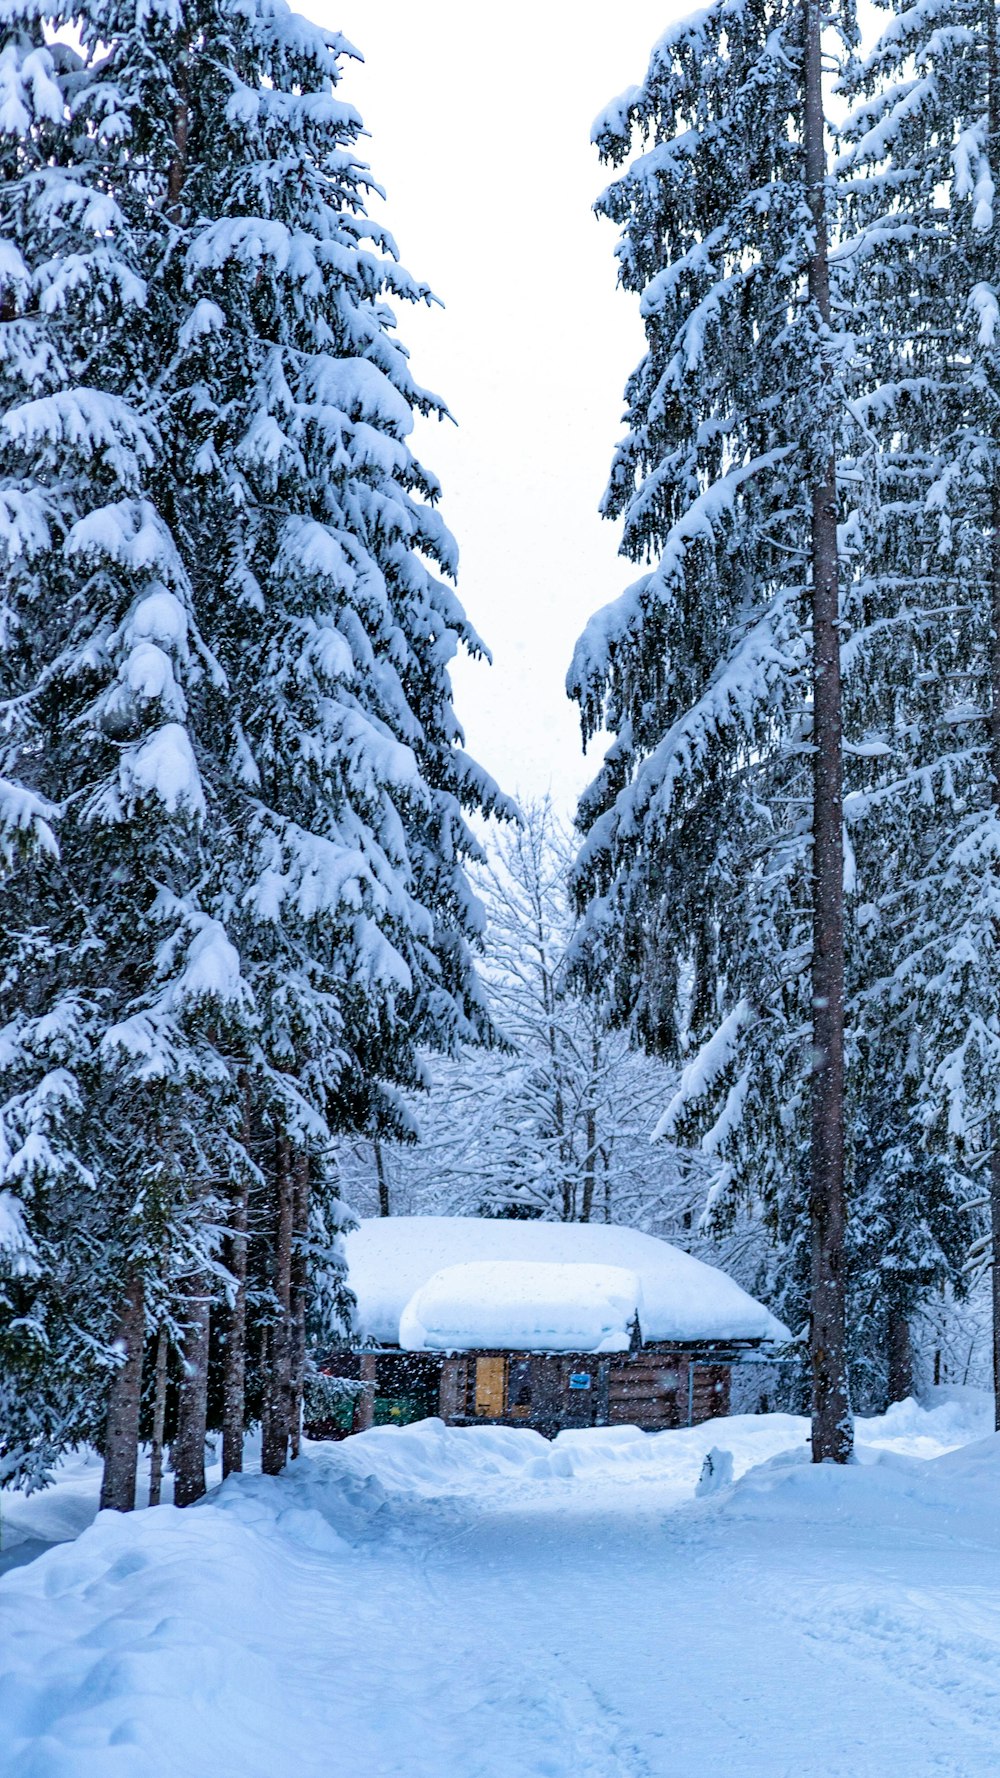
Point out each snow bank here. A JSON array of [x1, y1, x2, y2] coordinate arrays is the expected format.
[[5, 1394, 988, 1574], [398, 1259, 643, 1352], [0, 1462, 391, 1778], [345, 1215, 789, 1347], [310, 1392, 994, 1503], [712, 1426, 1000, 1545]]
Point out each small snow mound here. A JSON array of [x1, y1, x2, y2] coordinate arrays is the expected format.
[[696, 1447, 734, 1496], [215, 1454, 390, 1546]]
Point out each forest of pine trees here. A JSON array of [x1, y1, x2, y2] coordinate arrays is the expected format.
[[2, 0, 1000, 1504]]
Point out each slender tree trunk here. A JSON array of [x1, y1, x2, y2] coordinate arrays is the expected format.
[[166, 60, 188, 220], [581, 1035, 600, 1223], [536, 921, 571, 1221], [581, 1101, 597, 1224], [172, 1279, 210, 1507], [221, 1177, 248, 1478], [100, 1273, 146, 1512], [980, 0, 1000, 1429], [886, 1308, 913, 1404], [991, 1148, 1000, 1433], [374, 1140, 390, 1218], [222, 1081, 252, 1479], [148, 1322, 169, 1507], [804, 0, 852, 1465], [261, 1132, 295, 1475], [289, 1151, 311, 1460], [991, 487, 1000, 1434]]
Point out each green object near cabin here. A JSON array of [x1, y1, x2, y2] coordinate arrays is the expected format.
[[373, 1392, 432, 1428]]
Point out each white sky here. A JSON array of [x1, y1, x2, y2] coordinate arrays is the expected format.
[[310, 1, 687, 814]]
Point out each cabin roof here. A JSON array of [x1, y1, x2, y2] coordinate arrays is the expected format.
[[344, 1216, 790, 1352]]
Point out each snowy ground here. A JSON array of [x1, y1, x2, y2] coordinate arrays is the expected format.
[[2, 1391, 999, 1777]]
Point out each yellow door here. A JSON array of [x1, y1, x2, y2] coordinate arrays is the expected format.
[[475, 1355, 506, 1417]]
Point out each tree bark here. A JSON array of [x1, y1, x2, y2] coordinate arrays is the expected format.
[[374, 1139, 390, 1218], [166, 61, 188, 220], [221, 1176, 248, 1479], [886, 1308, 913, 1404], [982, 1152, 989, 1429], [581, 1101, 597, 1224], [581, 1036, 600, 1223], [148, 1322, 169, 1507], [261, 1132, 295, 1475], [289, 1150, 311, 1460], [804, 0, 852, 1464], [991, 488, 1000, 1437], [982, 3, 989, 1429], [222, 1082, 252, 1479], [352, 1354, 377, 1433], [100, 1272, 146, 1512], [172, 1279, 210, 1507]]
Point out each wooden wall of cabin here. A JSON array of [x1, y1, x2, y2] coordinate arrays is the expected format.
[[690, 1361, 731, 1424], [440, 1350, 734, 1432], [607, 1355, 732, 1430], [316, 1347, 736, 1438]]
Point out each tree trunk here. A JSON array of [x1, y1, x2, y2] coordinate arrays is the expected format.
[[172, 1279, 210, 1507], [148, 1322, 169, 1507], [887, 1308, 913, 1404], [581, 1101, 597, 1224], [804, 0, 852, 1465], [581, 1036, 600, 1223], [166, 60, 188, 220], [221, 1176, 248, 1478], [289, 1151, 311, 1460], [222, 1086, 251, 1479], [100, 1272, 145, 1512], [989, 0, 1000, 1432], [374, 1139, 390, 1218], [261, 1132, 295, 1475], [990, 0, 1000, 1447], [982, 1152, 989, 1429], [352, 1354, 377, 1433]]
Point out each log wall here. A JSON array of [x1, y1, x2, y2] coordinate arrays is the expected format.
[[315, 1345, 739, 1438]]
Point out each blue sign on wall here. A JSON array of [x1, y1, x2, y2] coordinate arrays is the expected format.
[[568, 1372, 592, 1390]]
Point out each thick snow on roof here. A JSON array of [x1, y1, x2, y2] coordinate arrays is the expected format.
[[344, 1216, 789, 1350], [399, 1261, 643, 1354]]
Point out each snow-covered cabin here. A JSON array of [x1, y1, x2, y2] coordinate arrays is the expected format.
[[314, 1218, 789, 1438]]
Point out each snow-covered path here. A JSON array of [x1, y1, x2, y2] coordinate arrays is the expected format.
[[3, 1401, 1000, 1778], [419, 1485, 1000, 1777]]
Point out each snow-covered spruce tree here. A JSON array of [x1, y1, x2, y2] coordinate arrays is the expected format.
[[838, 0, 1000, 1413], [1, 0, 508, 1500], [569, 1, 859, 1459], [0, 8, 250, 1502], [145, 0, 514, 1478]]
